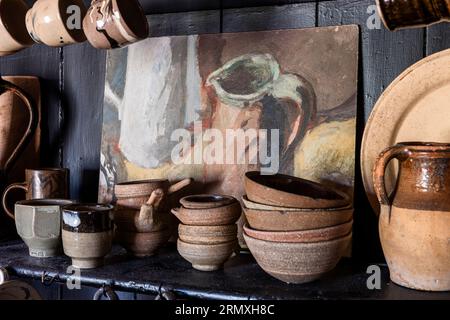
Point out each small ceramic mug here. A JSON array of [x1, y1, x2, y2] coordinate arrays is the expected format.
[[2, 168, 69, 219], [0, 0, 34, 56], [25, 0, 87, 47], [62, 204, 114, 269], [14, 199, 74, 258], [83, 0, 149, 49]]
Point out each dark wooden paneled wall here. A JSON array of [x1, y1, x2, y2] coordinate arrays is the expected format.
[[1, 0, 449, 263]]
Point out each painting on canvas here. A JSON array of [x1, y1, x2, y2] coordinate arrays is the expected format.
[[99, 25, 359, 203]]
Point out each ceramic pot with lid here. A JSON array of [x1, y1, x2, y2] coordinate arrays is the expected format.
[[374, 142, 450, 291]]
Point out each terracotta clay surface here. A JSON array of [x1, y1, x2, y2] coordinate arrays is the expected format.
[[244, 171, 349, 209], [361, 49, 450, 215], [115, 229, 171, 257], [180, 194, 236, 209], [376, 0, 450, 31], [374, 142, 450, 291], [244, 232, 351, 284], [243, 220, 353, 243], [25, 0, 87, 46], [172, 201, 242, 226], [243, 196, 353, 231], [178, 224, 238, 245], [177, 239, 238, 271], [83, 0, 148, 49]]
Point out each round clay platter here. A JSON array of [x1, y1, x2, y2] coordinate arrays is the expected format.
[[361, 48, 450, 215]]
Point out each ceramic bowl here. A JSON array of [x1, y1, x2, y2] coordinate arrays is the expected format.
[[178, 224, 238, 245], [171, 201, 242, 226], [115, 228, 171, 257], [180, 194, 237, 209], [244, 171, 350, 209], [244, 232, 351, 284], [242, 196, 353, 231], [177, 239, 238, 271], [243, 220, 353, 243]]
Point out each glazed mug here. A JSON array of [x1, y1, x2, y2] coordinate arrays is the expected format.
[[62, 204, 114, 269], [2, 168, 69, 219], [14, 199, 74, 257], [25, 0, 87, 47], [83, 0, 149, 49], [373, 142, 450, 291], [0, 0, 34, 56], [376, 0, 450, 31]]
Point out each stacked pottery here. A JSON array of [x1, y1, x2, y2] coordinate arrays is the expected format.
[[242, 171, 353, 284], [172, 195, 241, 271], [114, 179, 192, 257]]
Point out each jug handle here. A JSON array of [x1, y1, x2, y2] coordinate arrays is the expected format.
[[373, 144, 410, 208], [2, 183, 28, 219], [271, 74, 316, 152], [0, 78, 38, 174], [168, 178, 192, 195]]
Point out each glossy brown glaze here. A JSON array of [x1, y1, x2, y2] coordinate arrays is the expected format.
[[2, 168, 68, 219], [374, 142, 450, 211], [377, 0, 450, 31], [0, 0, 33, 55], [244, 171, 350, 209], [374, 142, 450, 291], [83, 0, 148, 49]]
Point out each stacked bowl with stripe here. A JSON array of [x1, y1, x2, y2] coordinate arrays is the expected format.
[[172, 195, 241, 271], [243, 171, 353, 284]]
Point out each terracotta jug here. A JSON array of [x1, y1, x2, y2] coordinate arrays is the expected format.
[[373, 142, 450, 291], [377, 0, 450, 30], [0, 77, 38, 191]]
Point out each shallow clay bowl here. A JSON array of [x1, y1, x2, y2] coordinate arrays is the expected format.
[[244, 171, 350, 209], [171, 202, 242, 226], [244, 232, 351, 284], [177, 239, 238, 271], [180, 194, 237, 209], [115, 229, 171, 257], [179, 224, 238, 245], [242, 196, 353, 231], [243, 220, 353, 243]]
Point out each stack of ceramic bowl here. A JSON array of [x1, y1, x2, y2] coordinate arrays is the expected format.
[[172, 195, 241, 271], [243, 171, 353, 284]]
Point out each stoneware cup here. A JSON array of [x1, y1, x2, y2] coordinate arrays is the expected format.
[[83, 0, 149, 49], [0, 0, 34, 56], [62, 204, 114, 269], [25, 0, 87, 47], [2, 168, 69, 219], [14, 199, 74, 257]]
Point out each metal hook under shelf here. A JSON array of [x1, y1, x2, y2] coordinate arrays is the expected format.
[[93, 284, 119, 300]]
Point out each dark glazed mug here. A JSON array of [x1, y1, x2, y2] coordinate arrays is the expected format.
[[376, 0, 450, 31], [2, 168, 69, 219]]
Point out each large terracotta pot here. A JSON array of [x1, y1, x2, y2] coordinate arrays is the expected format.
[[373, 142, 450, 291]]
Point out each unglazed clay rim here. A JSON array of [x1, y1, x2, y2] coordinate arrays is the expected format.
[[243, 220, 353, 243], [361, 48, 450, 216], [62, 203, 113, 213], [180, 194, 237, 209], [243, 231, 352, 248], [177, 238, 238, 253], [178, 224, 238, 236], [245, 171, 350, 207], [242, 195, 352, 212], [115, 179, 168, 197]]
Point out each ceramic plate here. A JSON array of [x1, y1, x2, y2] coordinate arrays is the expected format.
[[361, 48, 450, 215]]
